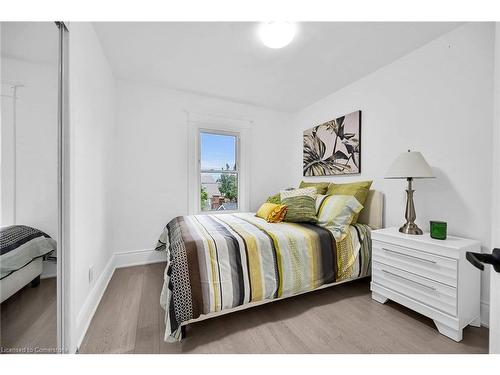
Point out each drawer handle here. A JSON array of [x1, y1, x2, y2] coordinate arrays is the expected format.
[[381, 269, 437, 291], [382, 247, 437, 264]]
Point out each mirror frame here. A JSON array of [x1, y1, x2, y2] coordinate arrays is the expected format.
[[56, 21, 69, 353]]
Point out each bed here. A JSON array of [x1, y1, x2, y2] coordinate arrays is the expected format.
[[155, 190, 383, 342], [0, 225, 57, 303]]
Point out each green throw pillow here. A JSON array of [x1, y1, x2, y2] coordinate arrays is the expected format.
[[326, 180, 373, 223], [282, 195, 317, 223], [266, 193, 281, 204], [299, 181, 330, 195]]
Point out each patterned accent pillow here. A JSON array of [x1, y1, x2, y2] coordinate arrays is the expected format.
[[282, 195, 317, 223], [315, 194, 363, 239], [280, 186, 316, 200], [299, 181, 330, 195]]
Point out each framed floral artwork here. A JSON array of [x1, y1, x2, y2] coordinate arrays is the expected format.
[[303, 110, 361, 176]]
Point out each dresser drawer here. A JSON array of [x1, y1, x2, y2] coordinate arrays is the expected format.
[[372, 261, 457, 316], [372, 240, 458, 287]]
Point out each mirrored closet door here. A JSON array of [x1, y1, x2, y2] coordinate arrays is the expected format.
[[1, 21, 67, 354]]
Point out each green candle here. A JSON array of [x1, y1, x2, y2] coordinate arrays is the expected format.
[[430, 221, 447, 240]]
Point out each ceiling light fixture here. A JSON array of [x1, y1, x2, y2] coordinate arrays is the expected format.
[[259, 22, 296, 49]]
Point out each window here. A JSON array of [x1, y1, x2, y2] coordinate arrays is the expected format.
[[187, 112, 250, 215], [199, 130, 239, 212]]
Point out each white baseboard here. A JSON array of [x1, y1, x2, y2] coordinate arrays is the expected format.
[[74, 248, 166, 351], [115, 248, 166, 269], [75, 254, 116, 351], [480, 300, 490, 328]]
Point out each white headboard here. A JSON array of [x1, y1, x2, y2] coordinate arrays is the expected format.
[[357, 190, 384, 230]]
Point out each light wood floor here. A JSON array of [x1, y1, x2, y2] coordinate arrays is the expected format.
[[0, 277, 57, 353], [79, 263, 488, 354]]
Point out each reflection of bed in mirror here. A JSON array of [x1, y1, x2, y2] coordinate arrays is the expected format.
[[1, 21, 62, 353], [0, 225, 57, 303]]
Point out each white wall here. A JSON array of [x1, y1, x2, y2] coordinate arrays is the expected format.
[[1, 58, 57, 237], [110, 80, 294, 254], [65, 21, 497, 348], [68, 22, 116, 352], [293, 22, 495, 323]]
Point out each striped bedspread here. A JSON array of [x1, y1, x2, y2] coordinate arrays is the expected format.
[[155, 213, 371, 341]]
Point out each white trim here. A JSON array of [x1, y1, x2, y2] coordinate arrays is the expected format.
[[75, 254, 115, 351], [198, 128, 240, 213], [187, 114, 251, 215], [11, 85, 19, 224], [115, 248, 166, 269], [74, 249, 166, 351], [0, 84, 22, 226], [186, 110, 254, 127], [480, 300, 490, 328]]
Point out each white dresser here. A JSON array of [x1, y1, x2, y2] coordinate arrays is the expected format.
[[370, 227, 481, 342]]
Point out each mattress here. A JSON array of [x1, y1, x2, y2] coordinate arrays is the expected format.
[[155, 212, 372, 342], [0, 257, 43, 303]]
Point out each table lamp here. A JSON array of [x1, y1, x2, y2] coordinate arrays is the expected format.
[[385, 150, 434, 235]]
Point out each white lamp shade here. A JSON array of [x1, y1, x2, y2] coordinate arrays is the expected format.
[[385, 151, 434, 179]]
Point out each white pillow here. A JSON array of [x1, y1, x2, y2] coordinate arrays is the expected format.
[[315, 194, 363, 240], [280, 186, 317, 200]]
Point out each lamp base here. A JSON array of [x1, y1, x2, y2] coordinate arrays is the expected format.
[[399, 177, 424, 235], [399, 222, 423, 235]]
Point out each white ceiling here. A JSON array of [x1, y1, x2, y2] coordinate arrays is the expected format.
[[93, 22, 462, 112], [1, 22, 462, 112]]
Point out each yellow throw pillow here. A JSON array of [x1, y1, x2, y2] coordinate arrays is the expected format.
[[326, 181, 373, 223], [256, 203, 288, 223], [256, 203, 276, 220], [267, 204, 288, 223]]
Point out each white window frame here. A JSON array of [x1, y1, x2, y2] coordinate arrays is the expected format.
[[198, 129, 240, 213], [187, 112, 251, 215]]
